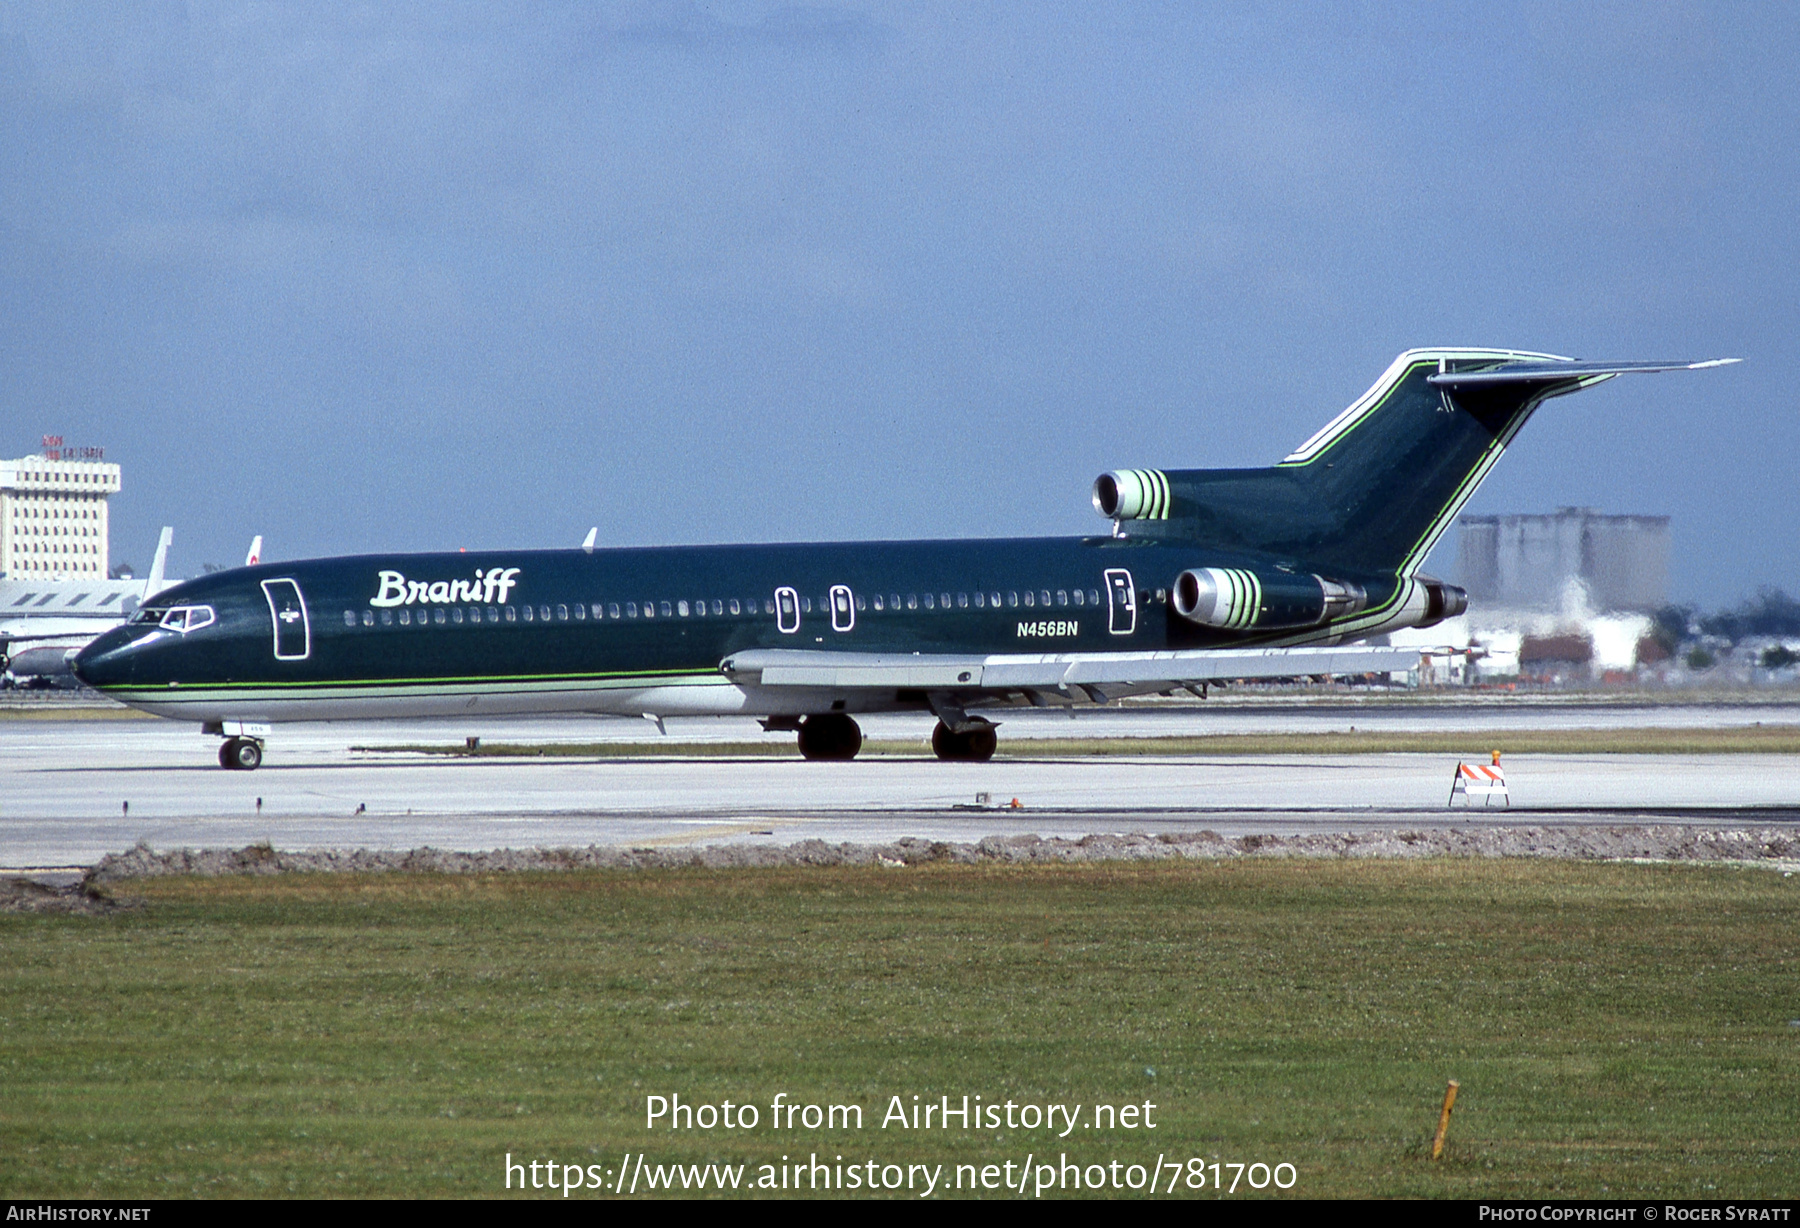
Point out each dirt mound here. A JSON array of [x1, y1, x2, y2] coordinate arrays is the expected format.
[[0, 876, 140, 915], [84, 825, 1800, 882]]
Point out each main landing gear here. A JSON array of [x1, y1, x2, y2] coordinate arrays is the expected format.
[[796, 713, 863, 761], [932, 720, 997, 762], [219, 737, 264, 771]]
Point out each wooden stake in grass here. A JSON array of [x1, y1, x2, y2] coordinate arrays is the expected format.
[[1431, 1080, 1460, 1159]]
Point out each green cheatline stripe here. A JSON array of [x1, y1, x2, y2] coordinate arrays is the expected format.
[[98, 671, 729, 702], [1274, 359, 1423, 468], [1395, 387, 1547, 576]]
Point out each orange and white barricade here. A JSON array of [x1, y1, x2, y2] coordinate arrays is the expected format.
[[1448, 758, 1508, 807]]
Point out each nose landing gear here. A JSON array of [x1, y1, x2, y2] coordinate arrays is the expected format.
[[219, 737, 264, 771], [205, 721, 271, 770]]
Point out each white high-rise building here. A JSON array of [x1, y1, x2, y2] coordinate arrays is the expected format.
[[0, 453, 122, 580]]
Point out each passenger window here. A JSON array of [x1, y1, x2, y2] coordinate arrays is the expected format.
[[381, 609, 393, 626], [451, 608, 464, 624], [1040, 590, 1052, 607], [361, 609, 375, 626], [1023, 591, 1034, 607], [534, 606, 546, 621], [590, 604, 601, 619], [725, 599, 738, 616], [855, 594, 866, 611], [626, 602, 638, 618], [678, 601, 689, 617], [957, 592, 968, 608], [1089, 590, 1100, 606], [1007, 591, 1019, 607], [434, 608, 446, 625], [523, 605, 534, 622], [1057, 590, 1068, 606], [399, 609, 410, 626], [907, 594, 918, 610], [872, 594, 883, 611], [489, 607, 500, 622], [1072, 589, 1084, 606], [344, 610, 356, 627], [801, 597, 812, 614], [763, 599, 774, 614], [608, 603, 620, 619], [557, 604, 569, 621], [506, 606, 517, 622], [573, 604, 585, 620], [922, 593, 934, 610], [643, 602, 655, 619], [973, 592, 984, 608], [711, 599, 723, 615], [658, 600, 671, 618]]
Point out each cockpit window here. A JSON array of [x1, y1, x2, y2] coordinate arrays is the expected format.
[[158, 605, 216, 633], [130, 606, 162, 624]]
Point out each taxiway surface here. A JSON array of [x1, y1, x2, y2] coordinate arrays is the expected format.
[[4, 705, 1799, 866]]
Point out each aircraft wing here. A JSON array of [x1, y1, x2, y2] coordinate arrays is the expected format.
[[721, 644, 1421, 695]]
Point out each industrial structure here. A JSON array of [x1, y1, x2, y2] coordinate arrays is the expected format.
[[1457, 508, 1669, 613]]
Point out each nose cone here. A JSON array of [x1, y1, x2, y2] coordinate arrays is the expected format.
[[72, 625, 144, 689]]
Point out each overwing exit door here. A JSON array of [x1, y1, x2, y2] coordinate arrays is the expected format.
[[775, 587, 801, 634], [261, 579, 311, 660], [829, 585, 855, 632]]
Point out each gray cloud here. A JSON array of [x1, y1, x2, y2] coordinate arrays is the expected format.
[[0, 2, 1790, 598]]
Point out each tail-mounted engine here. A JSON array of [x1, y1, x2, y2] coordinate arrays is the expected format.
[[1417, 577, 1468, 628], [1092, 469, 1171, 521], [1171, 567, 1368, 631]]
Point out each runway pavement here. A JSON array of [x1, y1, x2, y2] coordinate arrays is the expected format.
[[4, 704, 1800, 867]]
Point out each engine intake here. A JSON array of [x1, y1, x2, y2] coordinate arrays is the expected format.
[[1092, 469, 1171, 521], [1172, 567, 1367, 631]]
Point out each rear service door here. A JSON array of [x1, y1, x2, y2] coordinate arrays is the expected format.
[[261, 579, 311, 660], [1105, 569, 1136, 636]]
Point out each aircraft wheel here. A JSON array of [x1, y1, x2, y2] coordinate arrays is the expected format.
[[225, 738, 263, 771], [798, 714, 861, 761], [964, 724, 997, 762], [219, 739, 240, 770], [932, 721, 997, 762]]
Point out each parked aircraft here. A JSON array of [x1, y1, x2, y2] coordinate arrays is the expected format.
[[0, 528, 175, 682], [73, 349, 1735, 768]]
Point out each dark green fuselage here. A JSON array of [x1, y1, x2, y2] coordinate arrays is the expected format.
[[73, 534, 1400, 722]]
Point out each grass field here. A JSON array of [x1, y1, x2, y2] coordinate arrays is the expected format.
[[3, 861, 1797, 1199], [359, 723, 1800, 759]]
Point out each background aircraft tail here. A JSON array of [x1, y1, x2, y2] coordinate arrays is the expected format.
[[1095, 349, 1735, 578]]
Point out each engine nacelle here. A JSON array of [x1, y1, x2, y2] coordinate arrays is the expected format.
[[1092, 469, 1171, 520], [1172, 567, 1367, 631]]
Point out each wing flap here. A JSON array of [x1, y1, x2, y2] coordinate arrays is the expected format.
[[723, 645, 1422, 690]]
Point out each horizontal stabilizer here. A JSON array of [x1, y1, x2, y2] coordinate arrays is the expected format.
[[722, 645, 1423, 692], [1427, 358, 1739, 389]]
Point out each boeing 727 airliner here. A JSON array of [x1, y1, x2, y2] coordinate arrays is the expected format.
[[73, 349, 1735, 769]]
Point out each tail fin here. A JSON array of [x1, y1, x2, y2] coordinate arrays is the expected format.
[[144, 527, 174, 598], [1098, 349, 1736, 577]]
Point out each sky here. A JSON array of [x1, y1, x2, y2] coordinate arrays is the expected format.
[[1, 1, 1793, 603]]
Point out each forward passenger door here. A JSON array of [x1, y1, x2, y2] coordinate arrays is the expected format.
[[261, 579, 311, 660]]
